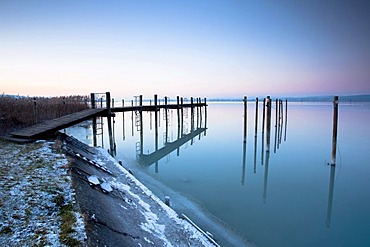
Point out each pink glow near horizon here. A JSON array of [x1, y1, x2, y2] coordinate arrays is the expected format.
[[0, 1, 369, 99]]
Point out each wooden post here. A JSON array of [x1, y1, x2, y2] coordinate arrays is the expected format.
[[106, 92, 111, 110], [154, 94, 158, 110], [154, 94, 158, 131], [181, 97, 184, 136], [262, 98, 266, 135], [254, 97, 258, 137], [274, 99, 278, 153], [261, 98, 266, 166], [165, 196, 171, 207], [177, 96, 180, 128], [199, 98, 203, 128], [204, 98, 207, 131], [122, 101, 126, 140], [131, 100, 134, 137], [191, 97, 194, 131], [243, 96, 247, 143], [33, 97, 37, 124], [196, 98, 200, 128], [177, 96, 181, 156], [90, 93, 95, 109], [164, 96, 168, 144], [266, 96, 272, 152], [331, 96, 339, 166], [279, 100, 283, 145], [284, 99, 288, 141]]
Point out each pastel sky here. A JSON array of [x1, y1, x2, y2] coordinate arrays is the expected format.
[[1, 0, 369, 99]]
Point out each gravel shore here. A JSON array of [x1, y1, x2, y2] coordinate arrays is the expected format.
[[0, 136, 217, 246]]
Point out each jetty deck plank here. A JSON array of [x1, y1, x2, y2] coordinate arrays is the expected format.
[[11, 108, 108, 139]]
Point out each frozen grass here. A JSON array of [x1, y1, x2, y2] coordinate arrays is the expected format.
[[0, 140, 86, 246]]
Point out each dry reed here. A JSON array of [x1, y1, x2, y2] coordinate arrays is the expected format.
[[0, 95, 89, 135]]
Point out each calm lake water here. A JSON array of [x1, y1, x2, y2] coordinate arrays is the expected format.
[[67, 101, 370, 247]]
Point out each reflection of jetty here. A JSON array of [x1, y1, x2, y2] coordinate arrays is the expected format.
[[138, 127, 207, 166], [87, 92, 208, 173]]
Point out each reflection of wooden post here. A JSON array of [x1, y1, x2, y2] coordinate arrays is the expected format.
[[261, 98, 266, 165], [154, 95, 159, 173], [263, 150, 270, 203], [253, 135, 257, 174], [331, 96, 339, 166], [266, 96, 272, 152], [107, 116, 114, 156], [92, 117, 97, 147], [326, 165, 336, 227], [100, 117, 104, 148], [243, 96, 247, 143], [241, 141, 247, 185]]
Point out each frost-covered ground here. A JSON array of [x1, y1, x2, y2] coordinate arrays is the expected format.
[[0, 140, 86, 246]]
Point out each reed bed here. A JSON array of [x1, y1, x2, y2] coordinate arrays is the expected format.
[[0, 95, 89, 135]]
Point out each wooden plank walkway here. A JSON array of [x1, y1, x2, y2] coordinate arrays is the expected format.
[[11, 102, 207, 139], [11, 108, 108, 139]]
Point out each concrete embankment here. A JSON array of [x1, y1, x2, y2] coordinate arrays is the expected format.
[[60, 133, 218, 246]]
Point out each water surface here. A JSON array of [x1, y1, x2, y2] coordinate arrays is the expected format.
[[67, 101, 370, 247]]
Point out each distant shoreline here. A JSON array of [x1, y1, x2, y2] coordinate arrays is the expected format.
[[205, 94, 370, 103]]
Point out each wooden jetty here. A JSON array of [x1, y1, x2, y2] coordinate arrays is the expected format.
[[11, 92, 207, 140], [11, 108, 108, 139]]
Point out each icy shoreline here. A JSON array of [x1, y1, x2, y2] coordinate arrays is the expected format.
[[0, 140, 86, 246]]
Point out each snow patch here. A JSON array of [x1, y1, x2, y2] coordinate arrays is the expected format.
[[0, 141, 86, 246]]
